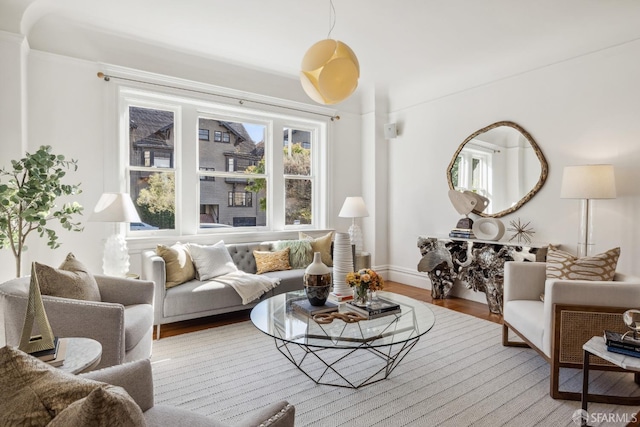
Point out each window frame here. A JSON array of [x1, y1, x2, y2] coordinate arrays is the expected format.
[[116, 85, 329, 238]]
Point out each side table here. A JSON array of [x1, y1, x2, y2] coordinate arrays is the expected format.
[[57, 337, 102, 374], [581, 336, 640, 426]]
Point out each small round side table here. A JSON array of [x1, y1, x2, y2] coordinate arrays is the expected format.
[[57, 337, 102, 374]]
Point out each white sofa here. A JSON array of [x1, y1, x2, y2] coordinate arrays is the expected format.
[[141, 241, 309, 338], [502, 261, 640, 401]]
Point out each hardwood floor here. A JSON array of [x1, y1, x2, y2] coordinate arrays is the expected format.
[[154, 281, 502, 339]]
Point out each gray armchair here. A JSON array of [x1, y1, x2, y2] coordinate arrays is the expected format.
[[0, 274, 154, 369], [81, 358, 296, 427]]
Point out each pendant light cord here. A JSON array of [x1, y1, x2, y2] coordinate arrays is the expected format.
[[327, 0, 336, 39]]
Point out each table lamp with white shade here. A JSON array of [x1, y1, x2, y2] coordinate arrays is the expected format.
[[90, 193, 141, 277], [338, 196, 369, 255], [560, 164, 616, 257]]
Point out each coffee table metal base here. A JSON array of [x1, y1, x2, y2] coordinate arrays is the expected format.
[[274, 335, 421, 389]]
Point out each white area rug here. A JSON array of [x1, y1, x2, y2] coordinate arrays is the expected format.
[[150, 304, 640, 426]]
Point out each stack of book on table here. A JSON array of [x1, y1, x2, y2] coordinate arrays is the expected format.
[[345, 297, 401, 319], [291, 299, 339, 318], [328, 291, 353, 302], [449, 228, 475, 239], [29, 337, 68, 367], [604, 330, 640, 358]]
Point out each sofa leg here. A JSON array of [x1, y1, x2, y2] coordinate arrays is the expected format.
[[155, 324, 161, 340]]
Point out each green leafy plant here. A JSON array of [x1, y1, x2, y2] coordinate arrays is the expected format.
[[0, 146, 83, 277]]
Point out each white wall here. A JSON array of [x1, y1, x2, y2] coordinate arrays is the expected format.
[[388, 40, 640, 297]]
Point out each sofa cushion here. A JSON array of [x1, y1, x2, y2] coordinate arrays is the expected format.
[[187, 241, 238, 281], [254, 248, 292, 274], [164, 279, 245, 317], [156, 242, 196, 288], [546, 246, 620, 281], [35, 253, 101, 301], [124, 304, 155, 352], [299, 231, 334, 266], [275, 240, 313, 269], [0, 346, 143, 426], [503, 300, 545, 356]]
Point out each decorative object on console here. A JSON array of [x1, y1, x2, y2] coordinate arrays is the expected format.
[[345, 268, 384, 307], [472, 218, 505, 241], [417, 236, 547, 314], [331, 232, 354, 298], [303, 252, 332, 306], [300, 0, 359, 105], [447, 121, 548, 218], [338, 196, 369, 254], [19, 263, 56, 355], [507, 218, 535, 244], [560, 164, 616, 257], [90, 192, 141, 277], [623, 309, 640, 341], [447, 189, 490, 237]]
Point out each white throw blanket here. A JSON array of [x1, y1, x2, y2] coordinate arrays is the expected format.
[[211, 270, 280, 304]]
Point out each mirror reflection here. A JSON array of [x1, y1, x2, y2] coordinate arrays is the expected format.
[[447, 121, 548, 218]]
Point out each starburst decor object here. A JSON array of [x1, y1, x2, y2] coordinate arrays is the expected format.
[[507, 218, 535, 244]]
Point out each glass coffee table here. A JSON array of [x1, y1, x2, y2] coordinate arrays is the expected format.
[[250, 290, 435, 388]]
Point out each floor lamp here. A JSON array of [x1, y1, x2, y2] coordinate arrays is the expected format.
[[560, 165, 616, 257], [90, 193, 141, 277], [338, 196, 369, 255]]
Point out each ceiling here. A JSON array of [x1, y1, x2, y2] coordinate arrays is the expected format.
[[7, 0, 640, 103]]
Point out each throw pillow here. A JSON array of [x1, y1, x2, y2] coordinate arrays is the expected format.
[[0, 346, 143, 426], [254, 248, 292, 274], [545, 246, 620, 281], [299, 231, 334, 267], [275, 240, 313, 269], [187, 241, 238, 281], [157, 242, 196, 288], [48, 387, 145, 427], [35, 253, 101, 301]]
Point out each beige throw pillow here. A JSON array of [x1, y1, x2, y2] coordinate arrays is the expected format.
[[0, 346, 143, 426], [254, 248, 292, 274], [157, 243, 196, 288], [545, 246, 620, 281], [36, 253, 101, 301], [299, 231, 334, 267]]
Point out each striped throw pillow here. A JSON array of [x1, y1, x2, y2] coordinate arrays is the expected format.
[[545, 246, 620, 281]]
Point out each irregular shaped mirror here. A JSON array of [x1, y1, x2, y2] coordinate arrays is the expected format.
[[447, 121, 548, 218]]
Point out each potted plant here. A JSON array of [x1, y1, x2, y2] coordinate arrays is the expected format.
[[0, 145, 83, 277]]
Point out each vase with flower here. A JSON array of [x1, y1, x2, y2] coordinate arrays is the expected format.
[[345, 268, 384, 307]]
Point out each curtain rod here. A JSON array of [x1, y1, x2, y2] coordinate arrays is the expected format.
[[96, 72, 340, 121]]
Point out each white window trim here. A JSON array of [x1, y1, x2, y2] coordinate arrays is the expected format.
[[105, 70, 330, 243]]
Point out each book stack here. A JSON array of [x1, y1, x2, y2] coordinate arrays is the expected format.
[[291, 299, 339, 318], [345, 297, 401, 319], [328, 291, 353, 303], [29, 337, 68, 367], [449, 228, 475, 239], [604, 330, 640, 358]]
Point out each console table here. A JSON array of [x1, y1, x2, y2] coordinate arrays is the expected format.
[[417, 236, 547, 314]]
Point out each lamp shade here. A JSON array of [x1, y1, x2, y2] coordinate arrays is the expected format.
[[300, 39, 359, 105], [90, 193, 141, 223], [560, 165, 616, 199], [338, 196, 369, 218]]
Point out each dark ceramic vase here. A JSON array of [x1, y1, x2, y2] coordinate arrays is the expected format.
[[304, 252, 332, 306]]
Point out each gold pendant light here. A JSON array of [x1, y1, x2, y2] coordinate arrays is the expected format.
[[300, 1, 359, 105]]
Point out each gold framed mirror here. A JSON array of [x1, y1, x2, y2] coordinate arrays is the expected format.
[[447, 121, 548, 218]]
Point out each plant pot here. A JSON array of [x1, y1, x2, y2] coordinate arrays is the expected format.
[[304, 252, 332, 306]]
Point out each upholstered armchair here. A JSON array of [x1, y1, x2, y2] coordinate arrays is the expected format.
[[502, 261, 640, 401], [0, 274, 154, 369], [81, 358, 296, 427]]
